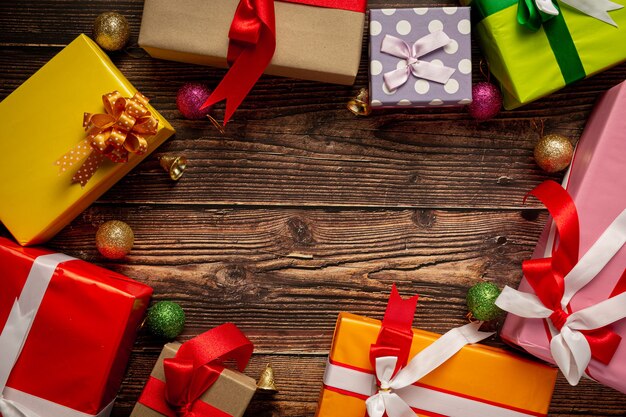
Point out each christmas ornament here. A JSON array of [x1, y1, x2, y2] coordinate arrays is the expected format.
[[93, 12, 130, 52], [159, 155, 188, 181], [534, 134, 574, 173], [466, 282, 504, 321], [257, 363, 279, 393], [176, 83, 213, 119], [146, 301, 185, 339], [467, 82, 502, 121], [96, 220, 134, 259], [347, 88, 372, 116]]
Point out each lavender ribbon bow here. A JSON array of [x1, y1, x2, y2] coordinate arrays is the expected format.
[[381, 31, 456, 91]]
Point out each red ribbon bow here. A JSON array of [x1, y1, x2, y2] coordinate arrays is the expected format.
[[139, 323, 254, 417], [523, 180, 623, 365], [201, 0, 367, 125], [369, 285, 419, 381]]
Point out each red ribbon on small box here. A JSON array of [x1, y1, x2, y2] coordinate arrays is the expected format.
[[201, 0, 366, 125], [138, 323, 254, 417]]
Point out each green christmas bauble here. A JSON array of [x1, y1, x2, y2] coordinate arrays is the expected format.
[[466, 282, 504, 321], [146, 301, 185, 339]]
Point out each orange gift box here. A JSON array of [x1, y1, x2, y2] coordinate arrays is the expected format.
[[316, 312, 557, 417]]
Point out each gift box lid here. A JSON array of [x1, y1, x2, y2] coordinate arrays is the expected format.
[[0, 34, 175, 246], [369, 7, 473, 108]]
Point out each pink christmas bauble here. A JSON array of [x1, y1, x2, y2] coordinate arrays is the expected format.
[[467, 82, 502, 121], [176, 83, 213, 119]]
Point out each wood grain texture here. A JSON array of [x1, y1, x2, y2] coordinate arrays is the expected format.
[[1, 0, 625, 416]]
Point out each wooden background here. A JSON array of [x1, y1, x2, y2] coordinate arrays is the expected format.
[[1, 0, 625, 416]]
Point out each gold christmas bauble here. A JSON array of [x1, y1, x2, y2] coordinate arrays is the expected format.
[[93, 12, 130, 51], [534, 134, 574, 173], [96, 220, 134, 259]]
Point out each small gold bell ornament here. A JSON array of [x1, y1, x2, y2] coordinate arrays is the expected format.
[[159, 155, 188, 181], [347, 88, 372, 116], [256, 363, 279, 393]]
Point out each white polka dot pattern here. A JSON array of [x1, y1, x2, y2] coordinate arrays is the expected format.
[[370, 21, 382, 36], [458, 19, 471, 35], [396, 20, 412, 35], [428, 20, 443, 33], [369, 7, 472, 108], [458, 59, 472, 74], [371, 60, 383, 75]]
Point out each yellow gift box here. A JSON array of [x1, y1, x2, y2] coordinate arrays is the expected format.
[[0, 34, 175, 246], [316, 312, 557, 417]]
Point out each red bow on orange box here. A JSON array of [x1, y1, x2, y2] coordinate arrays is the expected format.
[[139, 323, 254, 417], [201, 0, 366, 125], [56, 91, 159, 187]]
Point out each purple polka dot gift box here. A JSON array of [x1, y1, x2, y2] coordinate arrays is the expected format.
[[369, 7, 472, 109]]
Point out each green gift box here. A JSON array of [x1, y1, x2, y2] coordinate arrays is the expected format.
[[461, 0, 626, 109]]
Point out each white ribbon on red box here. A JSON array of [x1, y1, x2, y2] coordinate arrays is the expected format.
[[0, 253, 114, 417]]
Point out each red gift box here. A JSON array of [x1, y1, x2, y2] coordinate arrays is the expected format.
[[0, 237, 152, 417]]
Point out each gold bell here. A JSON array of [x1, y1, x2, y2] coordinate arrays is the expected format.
[[256, 363, 278, 393], [347, 88, 372, 116], [158, 155, 188, 181]]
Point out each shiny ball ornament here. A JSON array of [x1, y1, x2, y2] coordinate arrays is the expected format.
[[176, 83, 213, 119], [467, 82, 502, 121], [146, 301, 185, 339], [93, 12, 130, 52], [534, 134, 574, 173], [466, 282, 504, 321], [96, 220, 134, 259]]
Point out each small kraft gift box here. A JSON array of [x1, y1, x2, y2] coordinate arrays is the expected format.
[[316, 286, 557, 417], [0, 237, 152, 417], [369, 7, 473, 109], [139, 0, 366, 123], [132, 323, 257, 417], [0, 34, 175, 246], [496, 81, 626, 393], [460, 0, 626, 109]]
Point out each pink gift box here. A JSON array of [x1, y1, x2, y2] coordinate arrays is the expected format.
[[501, 81, 626, 393]]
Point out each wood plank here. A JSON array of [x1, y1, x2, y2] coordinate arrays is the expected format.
[[43, 205, 544, 343]]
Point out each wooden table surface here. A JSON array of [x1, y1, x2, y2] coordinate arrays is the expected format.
[[2, 0, 625, 416]]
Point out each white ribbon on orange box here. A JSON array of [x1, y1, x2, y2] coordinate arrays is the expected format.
[[322, 322, 539, 417], [0, 253, 114, 417]]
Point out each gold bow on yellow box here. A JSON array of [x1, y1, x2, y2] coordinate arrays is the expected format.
[[56, 91, 159, 186]]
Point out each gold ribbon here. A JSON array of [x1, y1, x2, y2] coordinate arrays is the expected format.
[[56, 91, 159, 186]]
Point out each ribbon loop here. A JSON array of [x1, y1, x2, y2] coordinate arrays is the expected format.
[[55, 91, 158, 187], [496, 181, 626, 385], [518, 0, 623, 31], [381, 32, 456, 91], [366, 322, 493, 417]]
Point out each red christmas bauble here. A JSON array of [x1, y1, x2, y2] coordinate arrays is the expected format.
[[467, 82, 502, 121], [176, 83, 213, 119]]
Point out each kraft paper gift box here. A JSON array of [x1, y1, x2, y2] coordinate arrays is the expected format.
[[0, 34, 175, 246], [500, 81, 626, 393], [0, 237, 152, 417], [460, 0, 626, 109], [316, 288, 557, 417], [369, 7, 473, 109], [138, 0, 365, 86], [131, 324, 257, 417]]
